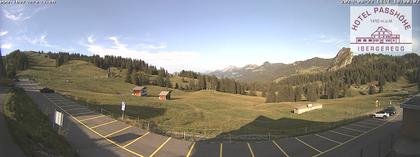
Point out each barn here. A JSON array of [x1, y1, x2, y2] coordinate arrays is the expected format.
[[159, 91, 172, 100], [132, 86, 147, 96], [293, 103, 323, 114], [400, 94, 420, 139]]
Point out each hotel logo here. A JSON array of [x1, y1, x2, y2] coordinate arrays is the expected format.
[[350, 6, 412, 53]]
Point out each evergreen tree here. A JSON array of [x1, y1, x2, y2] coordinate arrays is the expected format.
[[130, 73, 139, 85], [378, 75, 385, 93], [294, 86, 303, 102], [265, 88, 276, 103], [306, 83, 319, 102], [368, 85, 377, 95], [0, 49, 5, 78]]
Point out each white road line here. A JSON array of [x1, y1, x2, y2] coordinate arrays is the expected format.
[[314, 134, 342, 144], [295, 137, 322, 153], [313, 110, 401, 157], [350, 123, 373, 129], [329, 130, 355, 138], [341, 126, 364, 133], [272, 141, 290, 157]]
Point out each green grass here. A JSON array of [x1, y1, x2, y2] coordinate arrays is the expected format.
[[2, 87, 78, 157], [17, 52, 418, 139]]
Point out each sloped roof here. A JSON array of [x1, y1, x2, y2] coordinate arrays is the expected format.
[[132, 86, 146, 91], [159, 91, 172, 96]]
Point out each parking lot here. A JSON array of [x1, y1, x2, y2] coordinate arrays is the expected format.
[[18, 81, 400, 157]]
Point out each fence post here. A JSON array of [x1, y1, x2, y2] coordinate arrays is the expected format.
[[229, 134, 232, 143], [183, 131, 186, 140], [147, 121, 150, 131], [268, 132, 271, 141]]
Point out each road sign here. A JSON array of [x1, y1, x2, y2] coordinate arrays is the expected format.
[[55, 111, 64, 127], [121, 101, 126, 111]]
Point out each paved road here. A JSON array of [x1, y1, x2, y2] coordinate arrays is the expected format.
[[0, 86, 26, 157], [16, 80, 403, 157]]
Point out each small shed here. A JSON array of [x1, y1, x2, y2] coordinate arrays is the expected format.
[[159, 91, 172, 100], [132, 86, 147, 96], [400, 94, 420, 139], [293, 103, 323, 114]]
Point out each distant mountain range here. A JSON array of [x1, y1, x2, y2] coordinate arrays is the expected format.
[[208, 48, 353, 83]]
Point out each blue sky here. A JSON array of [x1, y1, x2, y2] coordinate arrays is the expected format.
[[1, 0, 419, 72]]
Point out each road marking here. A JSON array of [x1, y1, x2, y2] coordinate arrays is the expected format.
[[105, 126, 132, 137], [220, 143, 223, 157], [149, 137, 172, 157], [185, 142, 195, 157], [313, 110, 401, 157], [91, 120, 117, 129], [41, 94, 145, 157], [314, 134, 342, 144], [272, 140, 290, 157], [80, 115, 105, 122], [357, 121, 381, 127], [60, 105, 81, 108], [296, 137, 322, 153], [329, 130, 355, 138], [123, 132, 150, 148], [350, 123, 373, 129], [65, 107, 88, 111], [247, 143, 255, 157], [341, 126, 364, 133], [72, 111, 95, 116]]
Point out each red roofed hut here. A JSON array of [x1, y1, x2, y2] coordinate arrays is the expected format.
[[158, 91, 172, 100], [132, 86, 147, 96]]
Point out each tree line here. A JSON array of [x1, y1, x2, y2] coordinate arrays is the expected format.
[[2, 50, 29, 78], [266, 53, 420, 102]]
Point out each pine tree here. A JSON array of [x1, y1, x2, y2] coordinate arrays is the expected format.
[[378, 75, 385, 93], [294, 86, 303, 102], [0, 49, 5, 78], [265, 88, 276, 103]]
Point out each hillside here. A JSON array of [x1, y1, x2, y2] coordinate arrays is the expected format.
[[209, 57, 332, 83], [15, 52, 417, 138]]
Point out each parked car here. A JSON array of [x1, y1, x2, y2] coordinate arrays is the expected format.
[[40, 87, 55, 93], [372, 111, 389, 119], [384, 106, 397, 116]]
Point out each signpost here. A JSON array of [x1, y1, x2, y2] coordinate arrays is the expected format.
[[121, 101, 126, 120]]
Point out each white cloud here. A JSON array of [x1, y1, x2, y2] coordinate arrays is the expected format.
[[1, 43, 12, 49], [136, 42, 168, 49], [0, 31, 8, 36], [87, 35, 95, 44], [23, 33, 55, 47], [81, 36, 199, 72], [2, 6, 48, 21]]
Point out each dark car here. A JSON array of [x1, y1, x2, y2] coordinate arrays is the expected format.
[[384, 106, 397, 116], [40, 87, 55, 93]]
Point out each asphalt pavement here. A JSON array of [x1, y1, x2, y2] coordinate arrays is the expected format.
[[15, 80, 404, 157]]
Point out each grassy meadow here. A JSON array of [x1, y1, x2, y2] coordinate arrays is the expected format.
[[17, 52, 417, 139]]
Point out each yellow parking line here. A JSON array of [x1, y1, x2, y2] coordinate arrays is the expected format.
[[247, 143, 255, 157], [272, 140, 290, 157], [80, 115, 105, 122], [105, 126, 132, 137], [91, 120, 117, 129], [150, 137, 172, 157], [314, 134, 342, 144], [313, 110, 401, 157], [123, 132, 150, 148], [73, 111, 95, 116], [342, 126, 364, 133], [42, 94, 145, 157], [329, 130, 355, 138], [296, 137, 322, 153], [220, 143, 223, 157], [185, 142, 196, 157]]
